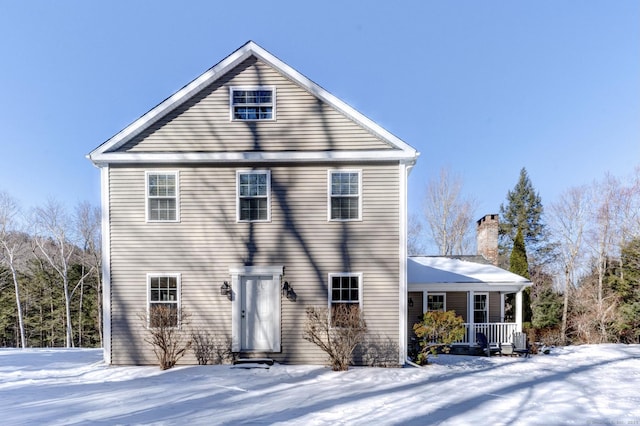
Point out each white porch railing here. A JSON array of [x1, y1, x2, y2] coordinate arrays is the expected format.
[[456, 323, 518, 345]]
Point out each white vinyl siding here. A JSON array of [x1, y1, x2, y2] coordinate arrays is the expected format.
[[98, 47, 414, 366], [146, 171, 179, 222], [119, 58, 394, 153], [108, 163, 399, 365]]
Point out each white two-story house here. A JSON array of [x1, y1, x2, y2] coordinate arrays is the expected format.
[[88, 41, 419, 366]]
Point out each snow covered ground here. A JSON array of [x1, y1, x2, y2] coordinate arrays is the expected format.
[[1, 345, 639, 425]]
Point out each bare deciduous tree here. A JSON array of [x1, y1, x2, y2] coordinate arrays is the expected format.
[[33, 200, 93, 348], [74, 202, 102, 347], [549, 185, 590, 344], [422, 167, 477, 255], [407, 213, 425, 256], [0, 192, 29, 348], [586, 175, 625, 342]]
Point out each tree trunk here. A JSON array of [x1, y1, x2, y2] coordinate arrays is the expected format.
[[560, 267, 570, 345], [9, 264, 26, 348], [78, 273, 84, 348], [64, 277, 73, 348]]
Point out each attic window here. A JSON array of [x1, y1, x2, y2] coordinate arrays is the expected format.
[[230, 87, 275, 121]]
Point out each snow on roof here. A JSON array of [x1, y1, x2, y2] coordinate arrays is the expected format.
[[408, 256, 532, 286]]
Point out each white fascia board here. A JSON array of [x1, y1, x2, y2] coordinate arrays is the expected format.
[[88, 41, 419, 163], [89, 149, 417, 166], [408, 283, 530, 293]]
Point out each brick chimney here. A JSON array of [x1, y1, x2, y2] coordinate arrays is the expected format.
[[477, 214, 499, 265]]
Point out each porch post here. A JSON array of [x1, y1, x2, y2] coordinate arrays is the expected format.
[[468, 290, 475, 344], [500, 293, 505, 322], [515, 288, 523, 332]]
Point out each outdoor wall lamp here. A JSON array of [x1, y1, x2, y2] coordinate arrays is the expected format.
[[282, 281, 297, 302], [220, 281, 232, 300], [409, 297, 414, 308]]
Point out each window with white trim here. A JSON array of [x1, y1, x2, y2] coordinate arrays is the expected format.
[[329, 273, 362, 326], [148, 274, 180, 328], [230, 87, 275, 120], [328, 170, 361, 221], [146, 172, 179, 222], [427, 293, 446, 312], [237, 170, 270, 222], [474, 293, 488, 323]]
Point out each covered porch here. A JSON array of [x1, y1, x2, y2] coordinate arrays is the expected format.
[[408, 256, 532, 348]]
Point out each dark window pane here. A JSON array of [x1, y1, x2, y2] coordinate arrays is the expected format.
[[240, 198, 267, 221], [341, 288, 350, 300], [350, 288, 358, 300], [331, 197, 358, 220]]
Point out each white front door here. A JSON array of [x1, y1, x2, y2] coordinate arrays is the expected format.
[[240, 275, 279, 351]]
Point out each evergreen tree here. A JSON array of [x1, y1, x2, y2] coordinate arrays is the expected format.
[[500, 168, 554, 327], [510, 227, 532, 323], [499, 167, 547, 257], [608, 237, 640, 343], [531, 279, 563, 329], [509, 227, 530, 279]]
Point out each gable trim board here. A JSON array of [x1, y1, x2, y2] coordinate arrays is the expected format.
[[87, 41, 418, 165]]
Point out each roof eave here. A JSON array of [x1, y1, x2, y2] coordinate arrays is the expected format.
[[88, 149, 419, 167], [408, 282, 531, 292]]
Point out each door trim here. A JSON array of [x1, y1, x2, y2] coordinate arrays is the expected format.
[[229, 265, 283, 352]]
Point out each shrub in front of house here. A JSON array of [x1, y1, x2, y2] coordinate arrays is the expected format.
[[303, 304, 367, 371], [413, 310, 465, 365], [139, 305, 192, 370]]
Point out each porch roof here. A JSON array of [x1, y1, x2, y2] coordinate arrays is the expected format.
[[408, 256, 532, 292]]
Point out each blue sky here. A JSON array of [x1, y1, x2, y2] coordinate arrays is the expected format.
[[1, 1, 638, 251]]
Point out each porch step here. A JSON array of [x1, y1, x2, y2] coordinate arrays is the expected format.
[[232, 358, 274, 369]]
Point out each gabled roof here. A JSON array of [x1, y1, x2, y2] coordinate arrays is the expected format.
[[87, 41, 419, 166], [408, 256, 531, 291]]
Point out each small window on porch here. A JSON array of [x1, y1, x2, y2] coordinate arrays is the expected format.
[[427, 294, 445, 312], [474, 293, 488, 323]]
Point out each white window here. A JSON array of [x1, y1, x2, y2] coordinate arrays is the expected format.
[[474, 293, 488, 323], [230, 86, 275, 121], [146, 171, 179, 222], [237, 170, 271, 222], [427, 293, 446, 312], [147, 274, 180, 328], [329, 273, 362, 325], [328, 170, 362, 221]]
